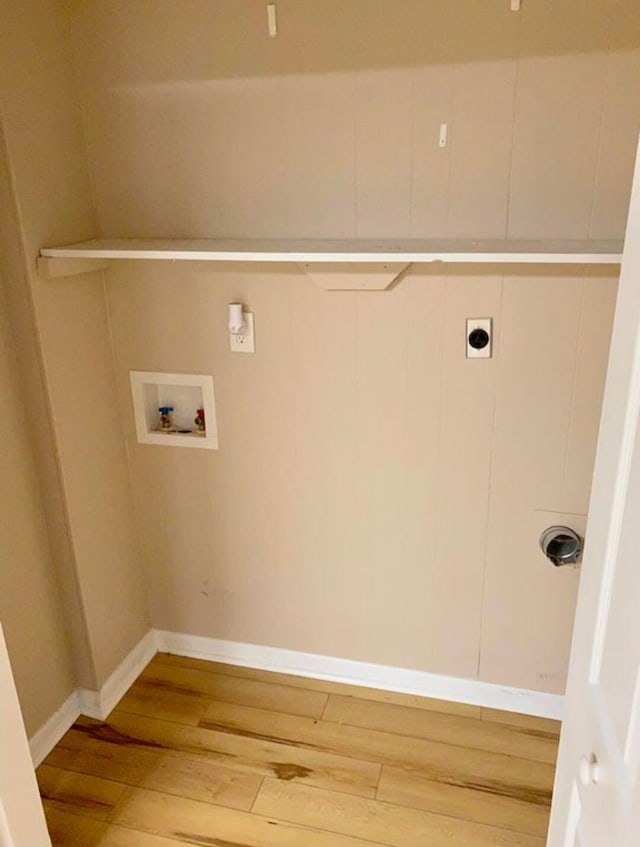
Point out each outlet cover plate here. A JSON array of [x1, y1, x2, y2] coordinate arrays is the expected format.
[[230, 312, 255, 353], [466, 317, 492, 359]]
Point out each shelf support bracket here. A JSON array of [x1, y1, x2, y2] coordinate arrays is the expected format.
[[298, 261, 410, 291], [37, 256, 110, 279]]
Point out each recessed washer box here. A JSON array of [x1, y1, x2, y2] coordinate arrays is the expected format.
[[129, 371, 218, 449]]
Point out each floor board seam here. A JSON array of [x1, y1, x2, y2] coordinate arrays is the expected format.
[[249, 776, 266, 814], [196, 711, 558, 769], [153, 654, 491, 718], [312, 715, 559, 763], [254, 778, 547, 841]]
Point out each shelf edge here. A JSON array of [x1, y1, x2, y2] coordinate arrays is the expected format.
[[39, 247, 623, 266]]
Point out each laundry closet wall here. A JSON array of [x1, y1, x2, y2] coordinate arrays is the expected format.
[[0, 274, 76, 736], [0, 0, 150, 731], [64, 0, 639, 694]]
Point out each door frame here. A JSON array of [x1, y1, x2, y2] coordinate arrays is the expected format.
[[0, 624, 51, 847]]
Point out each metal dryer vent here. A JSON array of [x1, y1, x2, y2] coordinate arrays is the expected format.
[[540, 526, 583, 567]]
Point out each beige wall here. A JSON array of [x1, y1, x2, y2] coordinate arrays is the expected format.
[[65, 0, 638, 694], [69, 0, 640, 241], [0, 276, 75, 736], [104, 262, 616, 693], [0, 0, 149, 710], [0, 117, 95, 694]]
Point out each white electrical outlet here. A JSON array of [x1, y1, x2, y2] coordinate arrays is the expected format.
[[230, 312, 255, 353], [466, 317, 492, 359]]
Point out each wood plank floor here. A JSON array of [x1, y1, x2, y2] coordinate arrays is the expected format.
[[38, 653, 560, 847]]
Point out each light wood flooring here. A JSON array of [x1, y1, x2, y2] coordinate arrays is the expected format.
[[38, 653, 560, 847]]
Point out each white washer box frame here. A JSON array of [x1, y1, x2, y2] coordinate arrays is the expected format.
[[129, 371, 218, 450]]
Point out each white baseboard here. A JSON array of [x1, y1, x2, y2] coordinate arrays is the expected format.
[[29, 626, 563, 767], [29, 691, 81, 767], [155, 630, 564, 720], [78, 629, 158, 720], [29, 629, 158, 766]]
